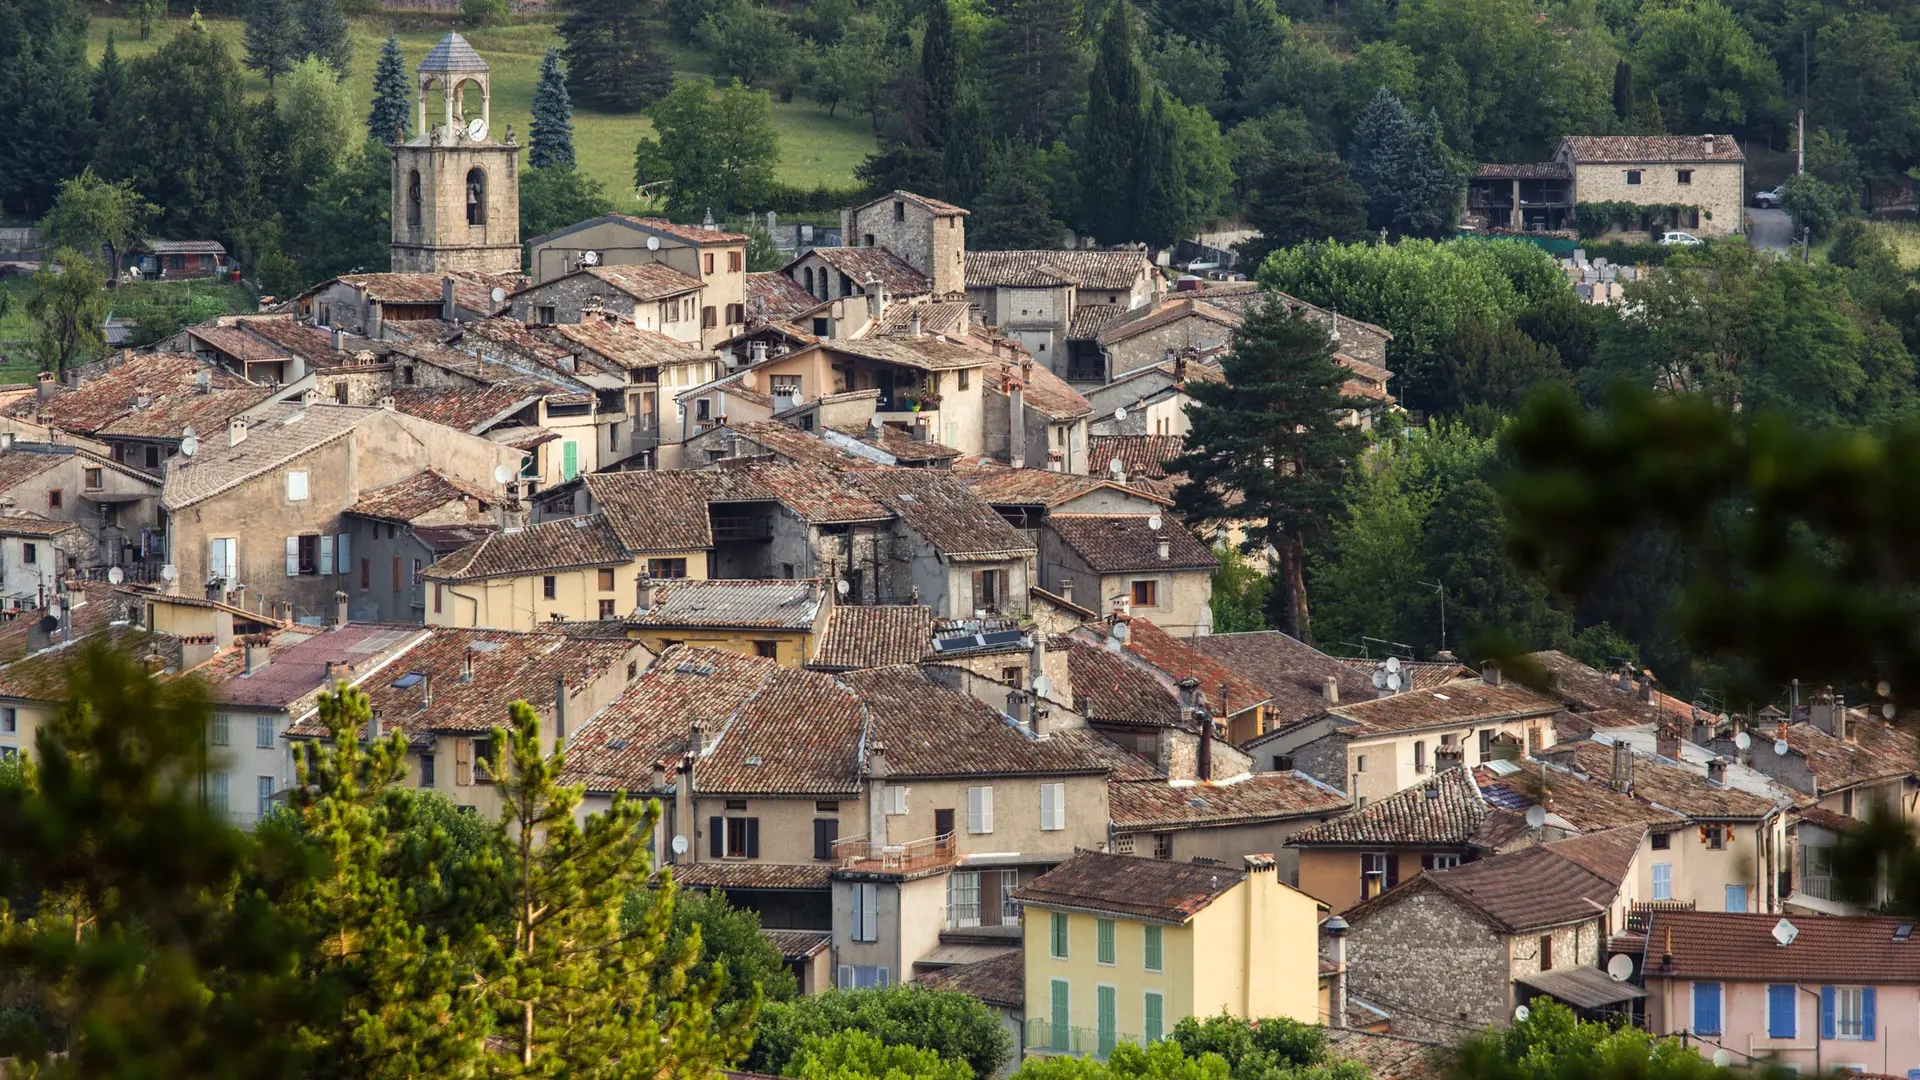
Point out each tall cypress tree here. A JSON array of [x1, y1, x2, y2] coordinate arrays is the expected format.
[[981, 0, 1082, 143], [970, 139, 1061, 250], [942, 80, 991, 206], [529, 48, 577, 170], [1081, 0, 1143, 243], [557, 0, 675, 112], [367, 33, 411, 143], [92, 32, 125, 128], [920, 0, 960, 148], [296, 0, 351, 77], [1136, 89, 1187, 249], [1611, 60, 1633, 123], [243, 0, 299, 86]]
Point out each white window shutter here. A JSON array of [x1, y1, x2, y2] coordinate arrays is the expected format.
[[286, 471, 308, 501], [981, 786, 993, 833], [967, 787, 982, 833], [284, 537, 299, 577], [860, 883, 878, 941], [224, 539, 238, 579], [837, 965, 853, 989], [336, 533, 351, 574], [210, 539, 228, 578], [319, 536, 334, 576]]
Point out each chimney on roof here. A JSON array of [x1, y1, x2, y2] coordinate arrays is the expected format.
[[1707, 756, 1728, 785], [1007, 686, 1028, 729], [1704, 134, 1717, 156], [1610, 739, 1634, 794], [1059, 578, 1073, 605], [1029, 630, 1046, 689], [1656, 722, 1681, 761], [1324, 915, 1350, 1029], [910, 310, 922, 336], [244, 635, 269, 675], [366, 708, 381, 745], [134, 385, 152, 410], [462, 647, 475, 683], [749, 340, 768, 365], [1481, 661, 1502, 687], [687, 720, 704, 757], [866, 739, 891, 853], [228, 416, 248, 448], [1195, 709, 1214, 783], [1809, 686, 1837, 734], [865, 275, 887, 325], [554, 673, 568, 739], [331, 328, 345, 352], [418, 672, 432, 710], [651, 759, 666, 791], [1637, 672, 1654, 703], [635, 573, 658, 614], [334, 589, 348, 629], [1156, 536, 1171, 561], [1007, 374, 1026, 469], [1323, 676, 1340, 705], [36, 371, 55, 400], [441, 277, 457, 322]]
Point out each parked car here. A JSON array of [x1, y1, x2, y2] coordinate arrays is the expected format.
[[1660, 231, 1705, 246], [1754, 185, 1787, 208]]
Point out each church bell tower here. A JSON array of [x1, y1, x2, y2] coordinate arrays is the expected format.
[[390, 34, 521, 274]]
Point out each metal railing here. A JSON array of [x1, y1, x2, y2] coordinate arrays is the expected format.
[[830, 832, 957, 873], [1025, 1018, 1149, 1058], [711, 516, 774, 540], [1624, 900, 1696, 933]]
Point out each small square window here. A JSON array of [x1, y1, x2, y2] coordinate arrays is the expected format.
[[542, 575, 557, 600], [1130, 580, 1158, 607], [1626, 170, 1643, 185], [958, 369, 969, 390], [753, 640, 779, 658], [83, 468, 102, 490], [1677, 169, 1693, 185], [597, 568, 615, 591], [144, 445, 160, 469], [46, 489, 61, 510], [1652, 831, 1671, 850], [598, 598, 616, 619], [21, 543, 35, 564]]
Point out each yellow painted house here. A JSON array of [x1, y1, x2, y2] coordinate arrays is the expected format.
[[423, 513, 709, 630], [623, 577, 829, 666], [1012, 851, 1321, 1059]]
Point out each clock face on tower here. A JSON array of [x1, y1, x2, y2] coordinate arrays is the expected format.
[[466, 116, 489, 142]]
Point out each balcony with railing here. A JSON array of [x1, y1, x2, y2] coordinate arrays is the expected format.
[[830, 832, 958, 875], [1624, 900, 1696, 934], [711, 515, 775, 541], [1025, 1019, 1150, 1059]]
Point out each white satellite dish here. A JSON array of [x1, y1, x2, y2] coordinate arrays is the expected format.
[[179, 434, 198, 457], [1110, 458, 1125, 476], [671, 834, 689, 855], [107, 567, 124, 585], [1113, 406, 1127, 422], [1372, 669, 1387, 690], [1734, 731, 1752, 750], [1886, 703, 1898, 720], [1147, 514, 1163, 531], [160, 564, 177, 582], [1711, 1050, 1732, 1069], [1032, 674, 1053, 698], [466, 116, 488, 141], [1386, 671, 1402, 691], [836, 579, 851, 596], [1606, 954, 1635, 982], [490, 287, 507, 304], [1718, 712, 1731, 726], [1772, 918, 1799, 946], [1385, 656, 1401, 673], [645, 235, 661, 252], [582, 249, 601, 266], [1525, 805, 1547, 829], [1110, 621, 1130, 643], [494, 463, 514, 485], [1513, 1005, 1530, 1023], [1774, 738, 1791, 757]]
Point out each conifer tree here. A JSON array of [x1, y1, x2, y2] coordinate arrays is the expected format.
[[1169, 299, 1367, 641], [1347, 87, 1462, 240], [981, 0, 1082, 143], [529, 48, 577, 170], [969, 139, 1061, 250], [557, 0, 676, 112], [92, 32, 126, 128], [297, 0, 352, 78], [367, 34, 412, 143], [484, 701, 755, 1076], [0, 0, 98, 214], [243, 0, 300, 86], [1136, 89, 1188, 249], [942, 81, 991, 207], [1081, 0, 1144, 244], [920, 0, 960, 148]]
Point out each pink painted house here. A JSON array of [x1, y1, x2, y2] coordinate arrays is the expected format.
[[1638, 911, 1920, 1075]]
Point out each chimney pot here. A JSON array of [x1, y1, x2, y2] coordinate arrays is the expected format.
[[1323, 676, 1339, 705], [228, 416, 248, 447], [1481, 661, 1502, 687], [441, 277, 457, 322], [1059, 578, 1073, 604], [1156, 537, 1171, 561], [651, 759, 667, 790]]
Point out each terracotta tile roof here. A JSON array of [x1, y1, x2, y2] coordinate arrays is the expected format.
[[0, 624, 172, 701], [961, 465, 1168, 509], [389, 384, 543, 432], [708, 462, 894, 524], [8, 351, 261, 438], [188, 325, 288, 362], [1326, 676, 1563, 736], [610, 215, 750, 244], [1189, 632, 1375, 728], [200, 624, 423, 709], [1325, 1029, 1443, 1080], [143, 238, 227, 255], [760, 928, 832, 959], [809, 605, 933, 670], [870, 301, 971, 337], [1643, 910, 1920, 983], [843, 469, 1034, 560], [0, 514, 77, 538], [1472, 162, 1572, 180], [1068, 303, 1128, 340], [1290, 766, 1495, 846], [1562, 134, 1744, 164], [1047, 728, 1163, 781], [1794, 805, 1859, 833], [714, 420, 869, 469], [1088, 435, 1186, 481], [1771, 718, 1920, 793], [1062, 634, 1182, 728], [860, 190, 969, 217], [915, 949, 1023, 1008], [161, 403, 384, 511], [1338, 356, 1395, 402], [966, 251, 1153, 292], [840, 665, 1109, 779], [538, 317, 708, 373], [0, 450, 69, 491], [0, 583, 118, 665], [426, 515, 629, 582], [347, 469, 498, 524], [1474, 760, 1687, 832], [1110, 770, 1348, 830], [569, 263, 704, 301], [804, 247, 931, 297], [447, 318, 582, 375], [1096, 297, 1242, 346], [824, 335, 990, 372], [984, 358, 1090, 420], [1548, 739, 1778, 819], [324, 271, 523, 313], [674, 862, 834, 891], [585, 471, 720, 552], [1048, 514, 1216, 573], [747, 273, 826, 322], [829, 423, 963, 462], [229, 317, 356, 366], [1354, 827, 1640, 933], [1106, 616, 1268, 717], [288, 626, 639, 738], [1011, 851, 1245, 924], [630, 578, 823, 630]]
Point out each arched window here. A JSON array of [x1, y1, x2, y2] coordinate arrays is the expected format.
[[466, 168, 487, 226], [406, 170, 422, 229], [804, 267, 815, 297]]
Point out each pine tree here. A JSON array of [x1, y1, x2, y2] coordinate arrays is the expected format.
[[969, 139, 1061, 250], [529, 48, 577, 170], [1611, 60, 1633, 123], [484, 701, 756, 1076], [0, 0, 98, 215], [982, 0, 1082, 143], [296, 0, 352, 77], [1081, 0, 1144, 243], [1168, 298, 1367, 641], [1135, 89, 1188, 249], [243, 0, 300, 86], [1347, 87, 1462, 240], [942, 81, 991, 206], [367, 33, 412, 143], [92, 32, 126, 128], [920, 0, 960, 148], [558, 0, 676, 112]]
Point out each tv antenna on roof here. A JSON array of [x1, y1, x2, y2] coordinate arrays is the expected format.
[[1418, 579, 1446, 655]]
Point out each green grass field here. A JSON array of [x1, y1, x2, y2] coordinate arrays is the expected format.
[[84, 14, 877, 204]]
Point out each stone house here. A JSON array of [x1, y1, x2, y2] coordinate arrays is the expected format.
[[981, 358, 1091, 473], [0, 515, 91, 608], [162, 403, 523, 624], [783, 245, 933, 312], [839, 190, 969, 298], [506, 263, 706, 339], [1468, 135, 1746, 239], [1195, 285, 1394, 370], [1337, 827, 1645, 1040], [523, 215, 749, 348], [1042, 516, 1214, 637], [340, 469, 501, 622], [1062, 615, 1272, 745], [389, 35, 523, 275], [965, 251, 1161, 383], [1096, 297, 1243, 378], [296, 271, 523, 337], [0, 442, 163, 577]]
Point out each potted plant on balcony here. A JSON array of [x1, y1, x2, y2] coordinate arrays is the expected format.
[[902, 391, 942, 411]]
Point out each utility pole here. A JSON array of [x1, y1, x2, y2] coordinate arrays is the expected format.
[[1797, 109, 1805, 175], [1799, 30, 1809, 175]]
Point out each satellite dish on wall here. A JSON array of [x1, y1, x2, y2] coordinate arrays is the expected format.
[[1711, 1051, 1733, 1069], [1524, 805, 1547, 829], [1772, 918, 1799, 946], [1774, 738, 1791, 757], [582, 250, 601, 266], [160, 564, 177, 582], [1513, 1005, 1530, 1023], [1110, 458, 1125, 476], [671, 834, 689, 855], [646, 236, 661, 252], [490, 287, 508, 304], [1606, 954, 1635, 982], [1734, 731, 1752, 750], [494, 463, 514, 485], [107, 567, 124, 585], [466, 116, 488, 141], [1032, 674, 1053, 698], [836, 579, 851, 596], [1113, 406, 1127, 422], [1147, 514, 1163, 531]]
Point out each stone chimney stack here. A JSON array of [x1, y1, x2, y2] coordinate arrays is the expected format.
[[243, 635, 270, 675], [441, 277, 457, 322], [1325, 915, 1351, 1029], [1481, 661, 1502, 687], [1323, 676, 1340, 705], [866, 741, 891, 854]]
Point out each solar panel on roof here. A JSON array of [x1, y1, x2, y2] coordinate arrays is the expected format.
[[980, 630, 1026, 648], [391, 672, 425, 689], [1480, 785, 1531, 811]]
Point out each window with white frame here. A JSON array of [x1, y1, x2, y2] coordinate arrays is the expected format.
[[948, 871, 981, 928], [967, 785, 994, 833], [1040, 782, 1065, 831], [837, 964, 889, 989], [286, 471, 310, 501], [1833, 986, 1868, 1039], [1652, 862, 1673, 900], [851, 882, 879, 942]]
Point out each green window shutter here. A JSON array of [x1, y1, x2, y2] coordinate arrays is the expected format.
[[1050, 980, 1070, 1051], [1096, 985, 1117, 1057], [1144, 925, 1163, 971], [1144, 992, 1164, 1042], [562, 441, 579, 480], [1051, 912, 1068, 958], [1097, 919, 1115, 965]]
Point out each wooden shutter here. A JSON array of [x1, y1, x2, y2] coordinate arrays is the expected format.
[[285, 536, 300, 576], [745, 817, 760, 858], [980, 871, 1002, 925], [814, 818, 837, 860], [454, 737, 472, 785], [360, 558, 370, 589], [319, 536, 334, 577], [1386, 854, 1401, 889], [336, 533, 350, 574], [710, 816, 725, 858], [859, 883, 878, 941], [392, 556, 402, 591]]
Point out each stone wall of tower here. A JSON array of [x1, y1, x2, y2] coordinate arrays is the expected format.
[[390, 142, 522, 273]]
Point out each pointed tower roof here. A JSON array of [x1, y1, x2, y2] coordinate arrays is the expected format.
[[418, 33, 488, 74]]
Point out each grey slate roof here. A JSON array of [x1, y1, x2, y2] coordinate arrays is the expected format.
[[628, 578, 824, 630], [418, 33, 488, 73]]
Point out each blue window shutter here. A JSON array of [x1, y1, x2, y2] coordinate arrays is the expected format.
[[1692, 983, 1721, 1035], [1863, 987, 1876, 1041], [1768, 985, 1796, 1039], [1822, 986, 1837, 1040]]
